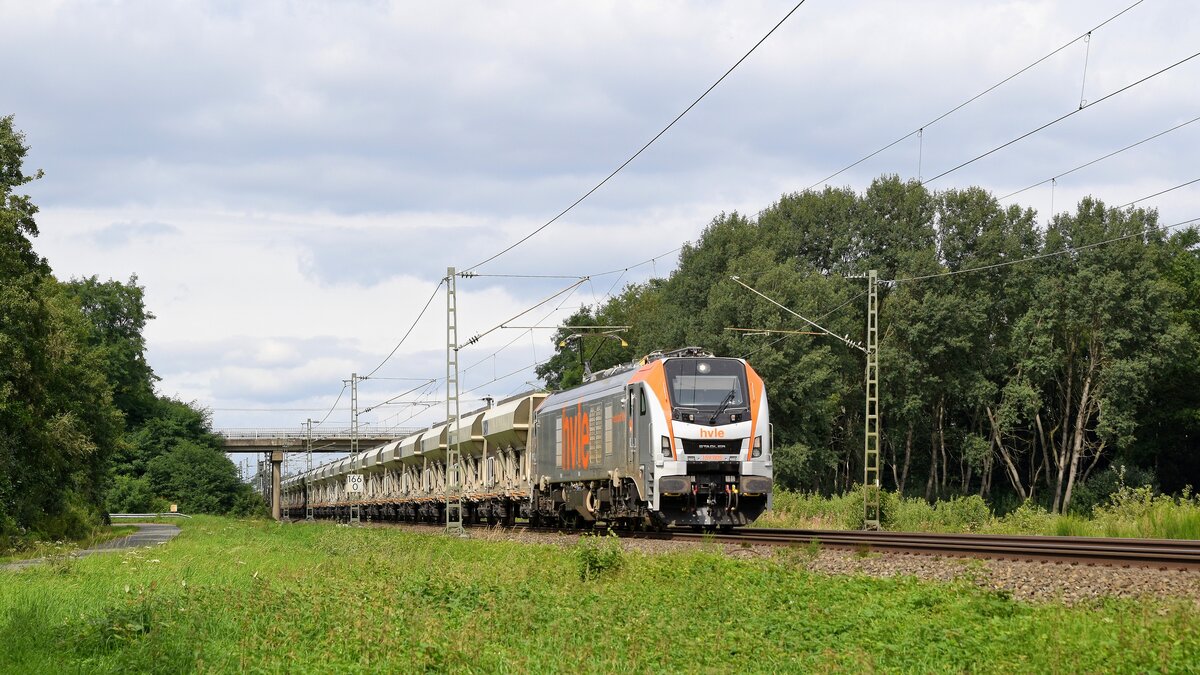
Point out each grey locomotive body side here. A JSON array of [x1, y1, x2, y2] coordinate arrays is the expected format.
[[529, 367, 653, 527]]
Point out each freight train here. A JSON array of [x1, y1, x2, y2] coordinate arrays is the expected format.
[[281, 347, 773, 529]]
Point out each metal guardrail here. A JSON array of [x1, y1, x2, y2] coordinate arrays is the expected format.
[[110, 512, 193, 519]]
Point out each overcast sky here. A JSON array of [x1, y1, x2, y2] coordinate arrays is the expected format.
[[4, 0, 1198, 474]]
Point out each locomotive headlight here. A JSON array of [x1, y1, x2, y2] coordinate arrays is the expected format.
[[661, 436, 672, 457], [752, 435, 763, 458], [696, 362, 711, 374]]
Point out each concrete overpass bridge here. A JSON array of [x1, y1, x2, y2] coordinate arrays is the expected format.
[[220, 426, 422, 519], [218, 426, 421, 453]]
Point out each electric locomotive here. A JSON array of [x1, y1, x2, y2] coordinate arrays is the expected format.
[[529, 347, 772, 528]]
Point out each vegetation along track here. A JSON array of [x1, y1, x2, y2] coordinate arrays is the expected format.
[[361, 519, 1200, 570], [655, 528, 1200, 570]]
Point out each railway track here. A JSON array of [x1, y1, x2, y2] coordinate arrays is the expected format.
[[304, 517, 1200, 570], [655, 528, 1200, 570]]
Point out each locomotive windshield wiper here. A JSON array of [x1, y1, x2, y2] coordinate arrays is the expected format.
[[709, 390, 737, 424]]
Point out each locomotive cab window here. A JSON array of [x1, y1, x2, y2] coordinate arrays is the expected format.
[[639, 388, 647, 416], [664, 358, 748, 410]]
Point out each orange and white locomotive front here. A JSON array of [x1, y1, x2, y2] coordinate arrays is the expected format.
[[632, 354, 772, 527]]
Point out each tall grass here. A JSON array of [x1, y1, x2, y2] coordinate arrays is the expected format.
[[761, 485, 1200, 538], [1, 516, 1196, 672], [1091, 486, 1200, 539]]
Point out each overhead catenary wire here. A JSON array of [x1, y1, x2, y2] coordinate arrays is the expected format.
[[739, 290, 868, 360], [241, 2, 1167, 438], [362, 278, 444, 380], [737, 204, 1199, 356], [460, 245, 680, 289], [375, 379, 444, 428], [213, 408, 351, 412], [461, 275, 586, 387], [361, 376, 441, 382], [371, 278, 587, 427], [807, 0, 1146, 191], [890, 214, 1199, 284], [999, 115, 1200, 201], [1115, 177, 1200, 209], [461, 280, 585, 375], [361, 378, 439, 415], [312, 383, 348, 427], [501, 325, 631, 330], [922, 50, 1200, 186], [731, 276, 866, 353], [463, 1, 809, 273], [462, 357, 554, 399], [371, 241, 680, 412], [592, 245, 684, 306], [458, 272, 585, 280], [458, 277, 589, 349], [590, 246, 684, 278]]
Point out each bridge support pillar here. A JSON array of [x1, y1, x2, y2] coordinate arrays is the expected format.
[[271, 450, 283, 521]]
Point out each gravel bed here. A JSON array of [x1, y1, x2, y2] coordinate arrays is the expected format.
[[381, 522, 1200, 606]]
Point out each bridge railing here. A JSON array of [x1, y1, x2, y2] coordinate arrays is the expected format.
[[217, 427, 423, 442]]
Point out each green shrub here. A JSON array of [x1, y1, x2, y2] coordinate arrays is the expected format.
[[880, 493, 991, 532], [32, 492, 102, 542], [227, 484, 269, 518], [984, 501, 1056, 535], [1069, 464, 1156, 515], [1092, 485, 1200, 539], [1052, 514, 1095, 537], [106, 475, 169, 514], [880, 492, 936, 531], [760, 488, 864, 530], [761, 485, 1200, 539], [933, 495, 992, 532], [574, 530, 624, 580]]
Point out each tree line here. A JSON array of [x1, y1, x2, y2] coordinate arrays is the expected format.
[[1, 116, 261, 548], [539, 176, 1200, 514]]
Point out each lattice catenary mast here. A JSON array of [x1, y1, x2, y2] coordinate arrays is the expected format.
[[863, 270, 881, 529], [445, 267, 466, 537]]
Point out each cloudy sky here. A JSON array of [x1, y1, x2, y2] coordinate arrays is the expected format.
[[4, 0, 1198, 473]]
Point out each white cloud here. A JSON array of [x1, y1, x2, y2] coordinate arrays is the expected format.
[[91, 221, 181, 248], [4, 0, 1198, 435]]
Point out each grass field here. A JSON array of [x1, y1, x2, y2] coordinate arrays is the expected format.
[[1, 517, 1197, 672]]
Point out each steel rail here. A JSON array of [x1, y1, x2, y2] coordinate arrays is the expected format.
[[654, 528, 1200, 570]]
